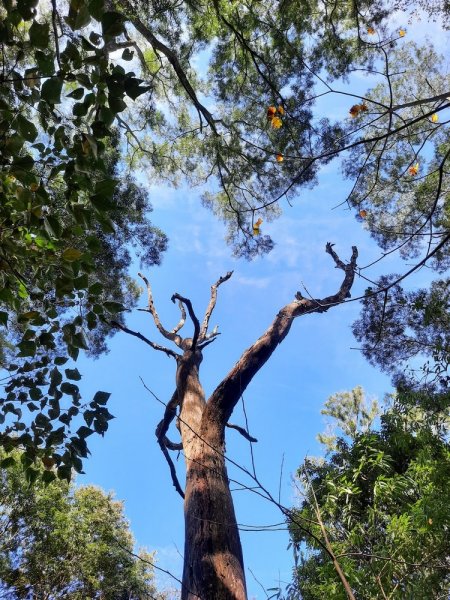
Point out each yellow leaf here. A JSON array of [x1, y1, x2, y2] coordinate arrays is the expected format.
[[271, 116, 282, 128], [62, 248, 83, 262], [253, 217, 263, 236], [277, 105, 285, 115], [431, 113, 438, 123], [399, 28, 406, 37]]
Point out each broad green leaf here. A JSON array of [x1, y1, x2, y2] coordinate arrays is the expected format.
[[122, 48, 134, 61], [41, 77, 63, 104], [101, 11, 125, 38], [103, 301, 125, 313], [77, 425, 94, 438], [108, 95, 127, 113], [65, 368, 81, 381], [16, 114, 38, 142], [92, 391, 111, 405], [18, 340, 36, 357], [29, 20, 49, 48], [88, 0, 105, 20], [66, 87, 85, 100]]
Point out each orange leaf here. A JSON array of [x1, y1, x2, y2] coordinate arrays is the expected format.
[[408, 162, 419, 176], [276, 153, 284, 162], [277, 105, 285, 115], [367, 26, 376, 34], [267, 106, 276, 119], [359, 209, 367, 218]]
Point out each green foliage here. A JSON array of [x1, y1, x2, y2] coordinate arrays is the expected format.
[[0, 450, 164, 599], [0, 0, 167, 476], [287, 389, 450, 600], [353, 278, 450, 388], [317, 386, 380, 451]]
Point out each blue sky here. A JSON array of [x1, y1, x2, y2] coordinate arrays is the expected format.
[[72, 15, 450, 600]]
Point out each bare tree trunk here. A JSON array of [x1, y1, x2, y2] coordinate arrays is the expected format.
[[178, 352, 247, 600], [117, 245, 358, 600]]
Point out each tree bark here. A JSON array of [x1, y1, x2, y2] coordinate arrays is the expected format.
[[177, 351, 247, 600]]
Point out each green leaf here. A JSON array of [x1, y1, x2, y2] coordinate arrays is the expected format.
[[65, 368, 81, 381], [42, 470, 56, 483], [72, 331, 88, 350], [66, 0, 90, 30], [108, 95, 127, 113], [57, 465, 72, 482], [77, 425, 94, 438], [122, 48, 134, 61], [94, 177, 118, 198], [62, 248, 83, 262], [103, 301, 125, 313], [66, 87, 85, 100], [18, 340, 37, 357], [101, 11, 125, 38], [88, 0, 105, 21], [25, 467, 40, 484], [54, 357, 69, 366], [125, 78, 151, 100], [41, 77, 63, 104], [29, 20, 49, 48], [16, 114, 38, 142], [73, 274, 89, 290], [35, 50, 55, 76], [1, 456, 16, 468], [73, 101, 88, 117], [88, 281, 103, 295], [17, 0, 39, 20], [92, 391, 111, 405]]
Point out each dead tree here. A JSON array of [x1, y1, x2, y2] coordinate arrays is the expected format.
[[113, 243, 358, 600]]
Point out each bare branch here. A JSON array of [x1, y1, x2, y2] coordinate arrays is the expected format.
[[110, 321, 180, 359], [155, 390, 184, 498], [172, 299, 186, 334], [226, 422, 257, 442], [121, 0, 217, 134], [200, 271, 233, 341], [158, 438, 184, 499], [156, 390, 180, 441], [138, 272, 183, 346], [171, 293, 200, 349], [205, 244, 358, 425]]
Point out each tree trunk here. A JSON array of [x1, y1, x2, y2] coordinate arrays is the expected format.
[[178, 352, 247, 600]]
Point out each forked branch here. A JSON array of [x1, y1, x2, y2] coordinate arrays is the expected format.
[[171, 293, 200, 349], [200, 271, 233, 342], [205, 244, 358, 425], [138, 272, 183, 347]]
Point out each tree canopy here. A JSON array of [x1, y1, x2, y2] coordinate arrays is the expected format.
[[0, 450, 165, 599], [287, 387, 450, 600]]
